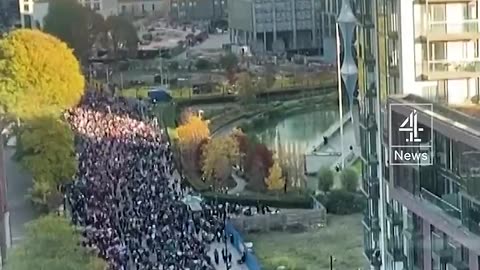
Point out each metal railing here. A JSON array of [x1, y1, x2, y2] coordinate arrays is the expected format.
[[428, 19, 480, 35], [420, 187, 462, 220], [427, 59, 480, 73]]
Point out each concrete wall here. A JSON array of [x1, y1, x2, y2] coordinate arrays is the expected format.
[[231, 208, 326, 233]]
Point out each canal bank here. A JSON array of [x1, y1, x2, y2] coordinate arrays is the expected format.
[[211, 92, 338, 137]]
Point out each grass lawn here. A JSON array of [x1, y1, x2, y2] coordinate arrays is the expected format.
[[245, 214, 368, 270]]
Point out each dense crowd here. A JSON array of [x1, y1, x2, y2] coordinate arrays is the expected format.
[[65, 92, 231, 270]]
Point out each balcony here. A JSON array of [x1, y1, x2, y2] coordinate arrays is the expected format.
[[418, 20, 480, 41], [386, 239, 405, 262], [386, 204, 403, 226], [361, 176, 369, 197], [389, 63, 399, 76], [416, 0, 476, 3], [420, 188, 461, 220], [446, 261, 470, 270], [433, 247, 454, 264], [420, 59, 480, 80]]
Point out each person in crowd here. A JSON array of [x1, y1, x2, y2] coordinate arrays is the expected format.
[[66, 91, 232, 270]]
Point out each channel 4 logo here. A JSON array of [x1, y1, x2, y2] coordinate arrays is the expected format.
[[389, 103, 433, 166]]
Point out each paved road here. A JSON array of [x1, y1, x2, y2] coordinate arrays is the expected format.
[[4, 146, 38, 246], [208, 241, 248, 270]]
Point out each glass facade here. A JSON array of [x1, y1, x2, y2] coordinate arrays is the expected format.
[[358, 0, 480, 268]]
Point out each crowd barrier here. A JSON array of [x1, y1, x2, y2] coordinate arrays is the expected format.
[[225, 220, 262, 270]]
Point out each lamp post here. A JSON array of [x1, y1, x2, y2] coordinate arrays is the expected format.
[[336, 0, 358, 169], [224, 206, 229, 270], [329, 255, 336, 270]]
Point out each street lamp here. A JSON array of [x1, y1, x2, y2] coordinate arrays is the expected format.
[[329, 255, 336, 270], [336, 0, 358, 169], [224, 206, 229, 270]]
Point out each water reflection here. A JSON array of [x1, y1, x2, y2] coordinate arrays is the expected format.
[[253, 109, 339, 154]]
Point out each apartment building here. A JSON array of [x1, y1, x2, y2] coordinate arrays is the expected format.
[[78, 0, 118, 18], [357, 0, 480, 269], [18, 0, 48, 28], [118, 0, 162, 16], [228, 0, 318, 55], [169, 0, 227, 22]]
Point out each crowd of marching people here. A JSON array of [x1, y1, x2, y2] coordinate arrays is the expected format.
[[64, 91, 236, 270]]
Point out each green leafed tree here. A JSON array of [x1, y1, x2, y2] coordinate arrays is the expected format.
[[105, 15, 138, 57], [341, 167, 359, 192], [220, 53, 238, 84], [317, 166, 334, 193], [6, 215, 106, 270], [236, 72, 256, 103], [0, 29, 85, 122], [19, 117, 76, 208], [43, 0, 105, 61]]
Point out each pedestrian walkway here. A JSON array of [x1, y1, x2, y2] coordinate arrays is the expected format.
[[227, 173, 246, 195], [208, 241, 249, 270], [316, 121, 357, 169], [3, 146, 38, 246]]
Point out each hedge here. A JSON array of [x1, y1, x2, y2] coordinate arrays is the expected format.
[[316, 190, 366, 215], [202, 192, 313, 209]]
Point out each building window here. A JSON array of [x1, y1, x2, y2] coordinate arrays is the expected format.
[[152, 4, 155, 10], [121, 5, 126, 13], [24, 14, 32, 28], [23, 4, 29, 12], [93, 2, 100, 10], [142, 4, 145, 12]]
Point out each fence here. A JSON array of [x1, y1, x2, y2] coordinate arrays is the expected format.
[[225, 221, 262, 270], [230, 208, 326, 233]]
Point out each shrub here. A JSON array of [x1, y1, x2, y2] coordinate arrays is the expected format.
[[319, 190, 366, 215], [195, 58, 212, 70], [341, 167, 359, 192], [317, 166, 334, 193]]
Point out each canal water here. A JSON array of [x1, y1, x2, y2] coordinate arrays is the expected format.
[[252, 109, 339, 155]]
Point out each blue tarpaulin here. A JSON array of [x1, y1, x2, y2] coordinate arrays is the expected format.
[[148, 87, 172, 103]]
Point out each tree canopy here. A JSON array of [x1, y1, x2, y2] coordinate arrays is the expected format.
[[6, 215, 106, 270], [105, 15, 138, 57], [220, 53, 238, 84], [0, 29, 84, 121], [43, 0, 105, 61], [19, 117, 76, 208], [202, 136, 239, 186], [265, 161, 285, 191], [236, 72, 256, 103], [317, 166, 334, 193], [340, 167, 359, 192], [220, 53, 238, 71], [176, 112, 210, 148]]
